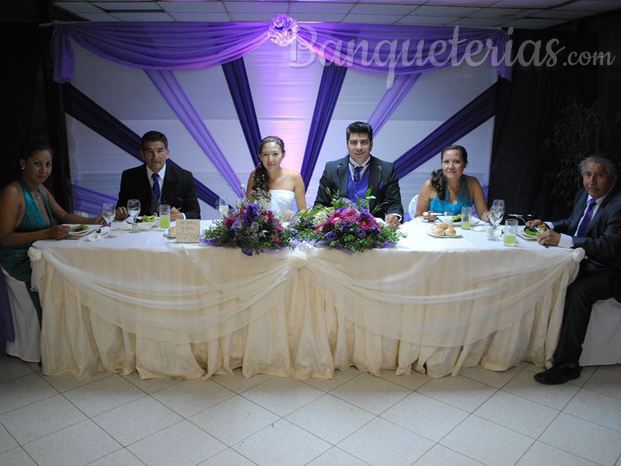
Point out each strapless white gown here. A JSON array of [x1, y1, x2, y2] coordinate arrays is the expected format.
[[269, 189, 295, 216]]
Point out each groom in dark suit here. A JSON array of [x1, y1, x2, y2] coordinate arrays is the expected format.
[[314, 121, 403, 228], [116, 131, 200, 220], [529, 155, 621, 384]]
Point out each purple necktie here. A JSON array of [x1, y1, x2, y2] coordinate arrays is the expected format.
[[152, 173, 161, 200], [576, 198, 596, 237], [353, 166, 363, 185]]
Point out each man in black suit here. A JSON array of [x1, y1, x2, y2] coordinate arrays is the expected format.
[[529, 155, 621, 384], [314, 121, 403, 228], [116, 131, 200, 220]]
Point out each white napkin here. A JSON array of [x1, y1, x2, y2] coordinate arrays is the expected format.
[[85, 226, 111, 241]]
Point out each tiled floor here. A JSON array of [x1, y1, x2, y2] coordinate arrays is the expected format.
[[1, 356, 621, 465]]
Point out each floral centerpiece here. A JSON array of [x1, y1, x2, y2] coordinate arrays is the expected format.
[[292, 196, 403, 252], [203, 201, 292, 256]]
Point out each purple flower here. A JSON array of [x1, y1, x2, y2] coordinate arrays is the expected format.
[[232, 219, 242, 230], [250, 221, 260, 233], [355, 228, 366, 238], [244, 203, 259, 223], [324, 231, 337, 241]]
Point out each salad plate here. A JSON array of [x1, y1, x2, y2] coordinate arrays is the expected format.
[[66, 224, 98, 238]]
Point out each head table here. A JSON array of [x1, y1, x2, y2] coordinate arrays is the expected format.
[[29, 220, 581, 380]]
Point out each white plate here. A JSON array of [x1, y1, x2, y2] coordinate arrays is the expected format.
[[518, 229, 539, 241], [428, 231, 462, 238], [437, 217, 482, 226], [136, 221, 158, 230], [66, 225, 98, 238]]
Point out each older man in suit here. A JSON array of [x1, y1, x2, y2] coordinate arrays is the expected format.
[[116, 131, 200, 220], [529, 155, 621, 384], [314, 121, 403, 228]]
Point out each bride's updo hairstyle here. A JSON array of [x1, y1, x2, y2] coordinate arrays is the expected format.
[[254, 136, 286, 197]]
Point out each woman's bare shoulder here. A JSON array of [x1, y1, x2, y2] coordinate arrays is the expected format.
[[465, 174, 482, 187], [283, 168, 303, 181], [0, 182, 23, 200]]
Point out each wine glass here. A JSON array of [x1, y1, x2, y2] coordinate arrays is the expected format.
[[127, 199, 141, 232], [101, 202, 115, 227], [488, 199, 505, 239], [217, 198, 229, 217]]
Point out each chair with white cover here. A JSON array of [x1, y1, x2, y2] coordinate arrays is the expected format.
[[407, 194, 419, 221], [580, 298, 621, 366], [1, 267, 40, 362]]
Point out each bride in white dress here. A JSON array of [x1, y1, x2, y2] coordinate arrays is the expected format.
[[246, 136, 307, 218]]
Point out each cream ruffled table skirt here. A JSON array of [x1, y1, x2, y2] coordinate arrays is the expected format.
[[30, 221, 582, 379]]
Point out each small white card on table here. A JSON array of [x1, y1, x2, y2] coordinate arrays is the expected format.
[[175, 220, 200, 243]]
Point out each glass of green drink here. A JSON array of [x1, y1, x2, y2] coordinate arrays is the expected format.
[[461, 206, 471, 230], [159, 204, 171, 229], [503, 219, 518, 246]]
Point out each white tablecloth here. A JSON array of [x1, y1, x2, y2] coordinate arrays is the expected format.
[[30, 220, 582, 379]]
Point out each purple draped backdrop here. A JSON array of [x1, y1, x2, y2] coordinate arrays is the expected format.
[[222, 58, 262, 168], [63, 83, 221, 209], [146, 70, 244, 197], [53, 19, 509, 211], [53, 21, 509, 84], [394, 82, 497, 178], [367, 74, 420, 136], [300, 64, 348, 187]]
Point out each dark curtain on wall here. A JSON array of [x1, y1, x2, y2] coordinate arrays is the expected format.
[[0, 24, 42, 190], [488, 29, 598, 220]]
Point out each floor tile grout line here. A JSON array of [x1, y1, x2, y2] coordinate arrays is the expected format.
[[435, 410, 537, 465], [305, 444, 372, 465], [121, 373, 186, 396], [157, 386, 238, 420], [0, 390, 60, 418], [184, 407, 271, 449], [559, 410, 621, 436], [83, 445, 126, 466], [536, 437, 608, 465], [498, 384, 578, 412], [60, 384, 149, 420], [0, 445, 40, 466], [468, 411, 547, 442], [38, 370, 115, 394], [88, 398, 186, 451]]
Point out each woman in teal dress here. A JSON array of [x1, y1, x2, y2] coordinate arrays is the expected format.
[[0, 142, 102, 317], [415, 145, 489, 221]]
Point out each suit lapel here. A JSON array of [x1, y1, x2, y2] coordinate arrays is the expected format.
[[337, 157, 349, 198], [367, 157, 381, 195], [161, 165, 176, 203], [569, 192, 587, 234]]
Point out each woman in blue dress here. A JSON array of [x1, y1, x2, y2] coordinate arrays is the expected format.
[[0, 142, 102, 317], [415, 145, 489, 221]]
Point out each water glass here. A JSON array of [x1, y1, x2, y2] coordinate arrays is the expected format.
[[159, 204, 171, 229], [127, 198, 141, 232], [461, 206, 471, 230], [504, 219, 518, 246], [101, 202, 115, 226], [217, 198, 229, 217]]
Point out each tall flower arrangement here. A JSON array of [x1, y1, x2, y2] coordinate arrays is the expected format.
[[203, 201, 292, 256], [292, 197, 402, 252]]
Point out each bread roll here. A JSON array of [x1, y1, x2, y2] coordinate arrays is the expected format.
[[445, 226, 457, 236], [431, 225, 445, 235]]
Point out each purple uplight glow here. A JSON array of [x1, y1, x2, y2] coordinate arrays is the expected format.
[[245, 40, 324, 172]]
